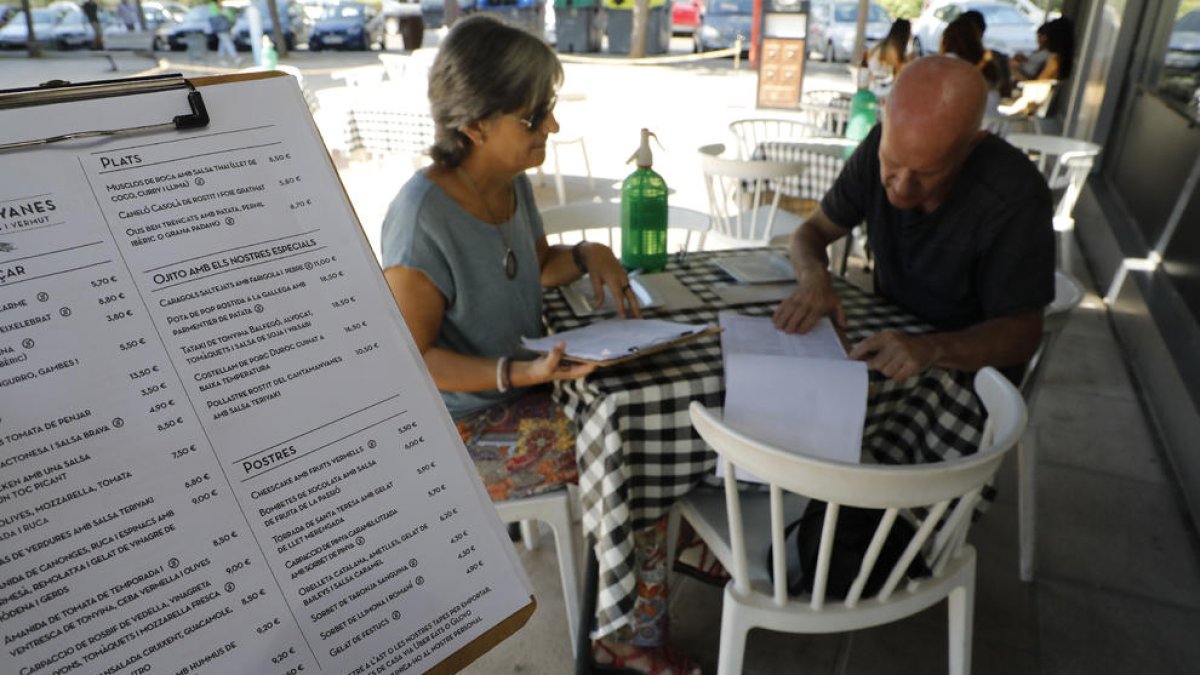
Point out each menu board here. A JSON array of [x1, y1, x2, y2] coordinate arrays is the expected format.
[[0, 74, 532, 675]]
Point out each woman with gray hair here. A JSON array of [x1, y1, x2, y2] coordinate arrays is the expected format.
[[380, 16, 697, 673]]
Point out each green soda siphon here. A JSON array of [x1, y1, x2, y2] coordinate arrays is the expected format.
[[620, 128, 668, 272]]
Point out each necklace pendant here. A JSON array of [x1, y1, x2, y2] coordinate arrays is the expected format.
[[503, 248, 518, 280]]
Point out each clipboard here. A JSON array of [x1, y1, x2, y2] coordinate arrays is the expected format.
[[0, 71, 533, 675], [523, 321, 722, 366]]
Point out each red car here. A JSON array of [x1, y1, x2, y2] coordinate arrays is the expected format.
[[672, 0, 701, 34]]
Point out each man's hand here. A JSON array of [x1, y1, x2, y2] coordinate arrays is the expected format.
[[773, 268, 847, 334], [849, 330, 940, 381]]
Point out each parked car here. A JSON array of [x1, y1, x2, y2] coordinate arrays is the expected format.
[[0, 5, 17, 28], [160, 4, 217, 50], [672, 0, 702, 35], [53, 8, 123, 49], [0, 8, 62, 49], [807, 0, 891, 62], [912, 0, 1038, 56], [232, 0, 313, 49], [1166, 10, 1200, 71], [693, 0, 752, 53], [309, 1, 383, 50]]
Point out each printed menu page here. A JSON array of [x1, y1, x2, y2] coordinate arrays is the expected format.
[[0, 75, 531, 675]]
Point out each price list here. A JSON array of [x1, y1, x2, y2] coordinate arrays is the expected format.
[[0, 76, 529, 675]]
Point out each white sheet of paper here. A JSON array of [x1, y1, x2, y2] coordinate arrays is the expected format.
[[720, 354, 868, 482], [719, 311, 846, 359], [522, 318, 709, 362]]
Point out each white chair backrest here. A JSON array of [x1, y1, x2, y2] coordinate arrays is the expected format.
[[728, 118, 836, 159], [330, 64, 386, 88], [538, 201, 711, 252], [699, 143, 807, 246], [689, 367, 1026, 608], [1020, 270, 1084, 405], [1006, 133, 1101, 226]]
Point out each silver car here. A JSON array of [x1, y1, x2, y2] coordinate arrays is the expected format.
[[911, 0, 1038, 57], [808, 0, 892, 63]]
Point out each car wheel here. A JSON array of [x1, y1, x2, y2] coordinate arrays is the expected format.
[[310, 41, 321, 51], [825, 40, 835, 62]]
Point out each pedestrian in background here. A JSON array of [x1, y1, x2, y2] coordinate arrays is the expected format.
[[82, 0, 104, 49], [117, 0, 138, 31], [208, 0, 238, 64]]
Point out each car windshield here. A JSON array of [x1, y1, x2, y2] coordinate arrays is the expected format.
[[707, 0, 751, 15], [1176, 11, 1200, 31], [184, 6, 209, 20], [23, 9, 57, 22], [325, 4, 365, 18], [834, 2, 886, 22], [58, 11, 87, 26], [973, 4, 1027, 25]]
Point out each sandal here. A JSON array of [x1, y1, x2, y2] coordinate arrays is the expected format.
[[672, 524, 731, 588], [592, 641, 702, 675]]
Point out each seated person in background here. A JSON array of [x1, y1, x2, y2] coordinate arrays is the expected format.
[[380, 16, 698, 675], [866, 19, 914, 100], [940, 17, 1004, 118], [959, 9, 1014, 97], [1013, 17, 1074, 81], [773, 56, 1055, 385]]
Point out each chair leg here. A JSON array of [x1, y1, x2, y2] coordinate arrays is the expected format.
[[665, 506, 681, 592], [947, 561, 975, 675], [716, 592, 748, 675], [544, 505, 581, 654], [549, 142, 566, 205], [521, 519, 540, 551], [579, 138, 595, 192], [1018, 432, 1036, 582]]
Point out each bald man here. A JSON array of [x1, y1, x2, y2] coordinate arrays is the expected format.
[[773, 56, 1054, 382]]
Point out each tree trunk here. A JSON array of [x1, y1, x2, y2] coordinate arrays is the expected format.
[[21, 0, 40, 57], [444, 0, 458, 28], [266, 0, 288, 57], [630, 0, 649, 58], [135, 0, 146, 31]]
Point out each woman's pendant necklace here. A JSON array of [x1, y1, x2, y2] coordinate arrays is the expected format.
[[457, 167, 517, 280]]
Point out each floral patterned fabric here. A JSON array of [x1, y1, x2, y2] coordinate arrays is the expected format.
[[455, 388, 578, 502], [456, 388, 672, 647]]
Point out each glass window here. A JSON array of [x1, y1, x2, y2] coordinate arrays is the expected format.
[[1158, 7, 1200, 120]]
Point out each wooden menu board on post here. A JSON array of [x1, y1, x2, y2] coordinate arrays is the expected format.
[[0, 72, 533, 675]]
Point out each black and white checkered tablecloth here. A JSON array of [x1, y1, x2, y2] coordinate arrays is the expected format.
[[544, 249, 987, 639]]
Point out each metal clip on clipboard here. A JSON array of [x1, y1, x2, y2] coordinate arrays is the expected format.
[[0, 73, 209, 154]]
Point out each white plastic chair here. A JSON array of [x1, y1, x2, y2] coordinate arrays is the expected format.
[[493, 487, 582, 652], [535, 92, 593, 205], [1006, 132, 1102, 270], [669, 368, 1027, 675], [1014, 270, 1085, 581], [538, 201, 712, 253], [727, 118, 838, 160], [698, 143, 807, 248]]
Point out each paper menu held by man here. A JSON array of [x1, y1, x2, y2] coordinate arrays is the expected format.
[[717, 311, 868, 483]]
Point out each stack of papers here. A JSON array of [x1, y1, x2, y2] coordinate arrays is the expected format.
[[522, 319, 713, 365], [718, 311, 868, 483], [714, 252, 795, 284], [560, 273, 704, 316]]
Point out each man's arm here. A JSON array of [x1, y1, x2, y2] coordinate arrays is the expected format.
[[772, 207, 851, 334], [849, 310, 1044, 381]]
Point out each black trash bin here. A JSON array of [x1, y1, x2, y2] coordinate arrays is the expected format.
[[476, 0, 545, 38], [604, 0, 670, 55], [554, 0, 601, 53]]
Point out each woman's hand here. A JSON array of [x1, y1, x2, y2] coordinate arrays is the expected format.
[[512, 341, 596, 387], [581, 243, 643, 319]]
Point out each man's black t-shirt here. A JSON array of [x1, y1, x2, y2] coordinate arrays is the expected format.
[[821, 124, 1054, 333]]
